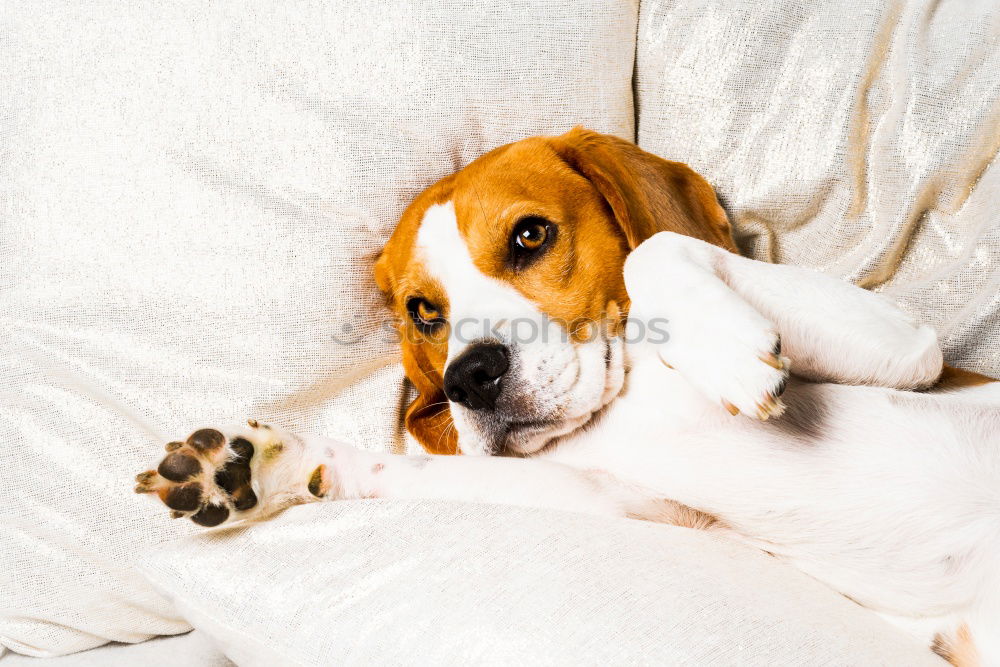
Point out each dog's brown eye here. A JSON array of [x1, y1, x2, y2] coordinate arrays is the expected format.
[[515, 221, 547, 250], [510, 217, 555, 269], [406, 297, 445, 333]]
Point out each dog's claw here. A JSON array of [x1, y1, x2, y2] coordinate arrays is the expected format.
[[759, 353, 784, 370], [722, 400, 740, 416], [755, 393, 786, 421], [134, 470, 158, 493]]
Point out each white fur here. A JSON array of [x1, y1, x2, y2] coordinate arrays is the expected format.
[[151, 223, 999, 661]]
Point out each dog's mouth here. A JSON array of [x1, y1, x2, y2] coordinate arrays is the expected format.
[[447, 332, 627, 457], [498, 418, 564, 453], [504, 418, 555, 434], [492, 337, 627, 456]]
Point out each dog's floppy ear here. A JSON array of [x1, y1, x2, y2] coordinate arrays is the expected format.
[[374, 251, 458, 455], [552, 127, 737, 252], [401, 345, 458, 455], [373, 248, 458, 455], [373, 174, 460, 455]]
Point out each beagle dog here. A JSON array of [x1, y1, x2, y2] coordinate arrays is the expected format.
[[138, 129, 1000, 664]]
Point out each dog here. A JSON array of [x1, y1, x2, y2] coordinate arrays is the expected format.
[[137, 128, 1000, 664]]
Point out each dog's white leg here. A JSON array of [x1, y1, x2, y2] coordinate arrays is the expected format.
[[625, 232, 942, 417], [308, 441, 638, 518], [137, 423, 674, 525]]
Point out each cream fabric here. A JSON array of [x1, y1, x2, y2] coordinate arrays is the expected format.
[[0, 0, 637, 655], [636, 0, 1000, 375], [0, 632, 231, 667], [138, 501, 942, 666]]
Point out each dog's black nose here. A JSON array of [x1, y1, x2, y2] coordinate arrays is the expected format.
[[444, 343, 510, 411]]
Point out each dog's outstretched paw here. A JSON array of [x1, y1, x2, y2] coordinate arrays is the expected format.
[[135, 421, 289, 526]]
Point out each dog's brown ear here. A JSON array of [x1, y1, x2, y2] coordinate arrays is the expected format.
[[401, 344, 458, 455], [376, 249, 457, 455], [552, 127, 736, 252], [374, 174, 459, 455]]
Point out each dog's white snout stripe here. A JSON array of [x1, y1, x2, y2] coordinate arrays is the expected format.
[[416, 202, 546, 361]]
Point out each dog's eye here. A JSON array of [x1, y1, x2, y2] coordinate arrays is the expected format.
[[406, 297, 445, 333], [514, 219, 548, 250], [510, 216, 555, 269]]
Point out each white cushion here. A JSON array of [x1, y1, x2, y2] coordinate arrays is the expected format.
[[0, 632, 230, 667], [138, 501, 942, 666], [0, 0, 637, 655], [635, 0, 1000, 375]]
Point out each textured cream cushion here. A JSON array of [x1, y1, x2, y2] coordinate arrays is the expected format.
[[0, 0, 636, 655], [0, 632, 231, 667], [636, 0, 1000, 375], [138, 501, 942, 666]]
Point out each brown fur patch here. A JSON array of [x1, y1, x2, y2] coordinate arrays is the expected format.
[[934, 364, 997, 390], [932, 624, 980, 666]]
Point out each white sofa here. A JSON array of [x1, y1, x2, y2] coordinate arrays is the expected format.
[[3, 0, 996, 664]]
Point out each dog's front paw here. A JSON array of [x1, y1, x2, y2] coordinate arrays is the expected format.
[[624, 232, 791, 421], [660, 308, 790, 421], [135, 421, 299, 526]]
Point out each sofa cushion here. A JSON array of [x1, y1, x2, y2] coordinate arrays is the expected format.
[[139, 501, 942, 666], [0, 632, 231, 667], [635, 0, 1000, 375], [0, 0, 637, 655]]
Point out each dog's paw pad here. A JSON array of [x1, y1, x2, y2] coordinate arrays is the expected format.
[[307, 464, 329, 498], [137, 426, 272, 526], [162, 482, 202, 512], [186, 428, 226, 453], [214, 440, 256, 511], [157, 452, 201, 482], [191, 502, 230, 527]]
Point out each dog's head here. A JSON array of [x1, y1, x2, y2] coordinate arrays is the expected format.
[[375, 128, 735, 455]]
